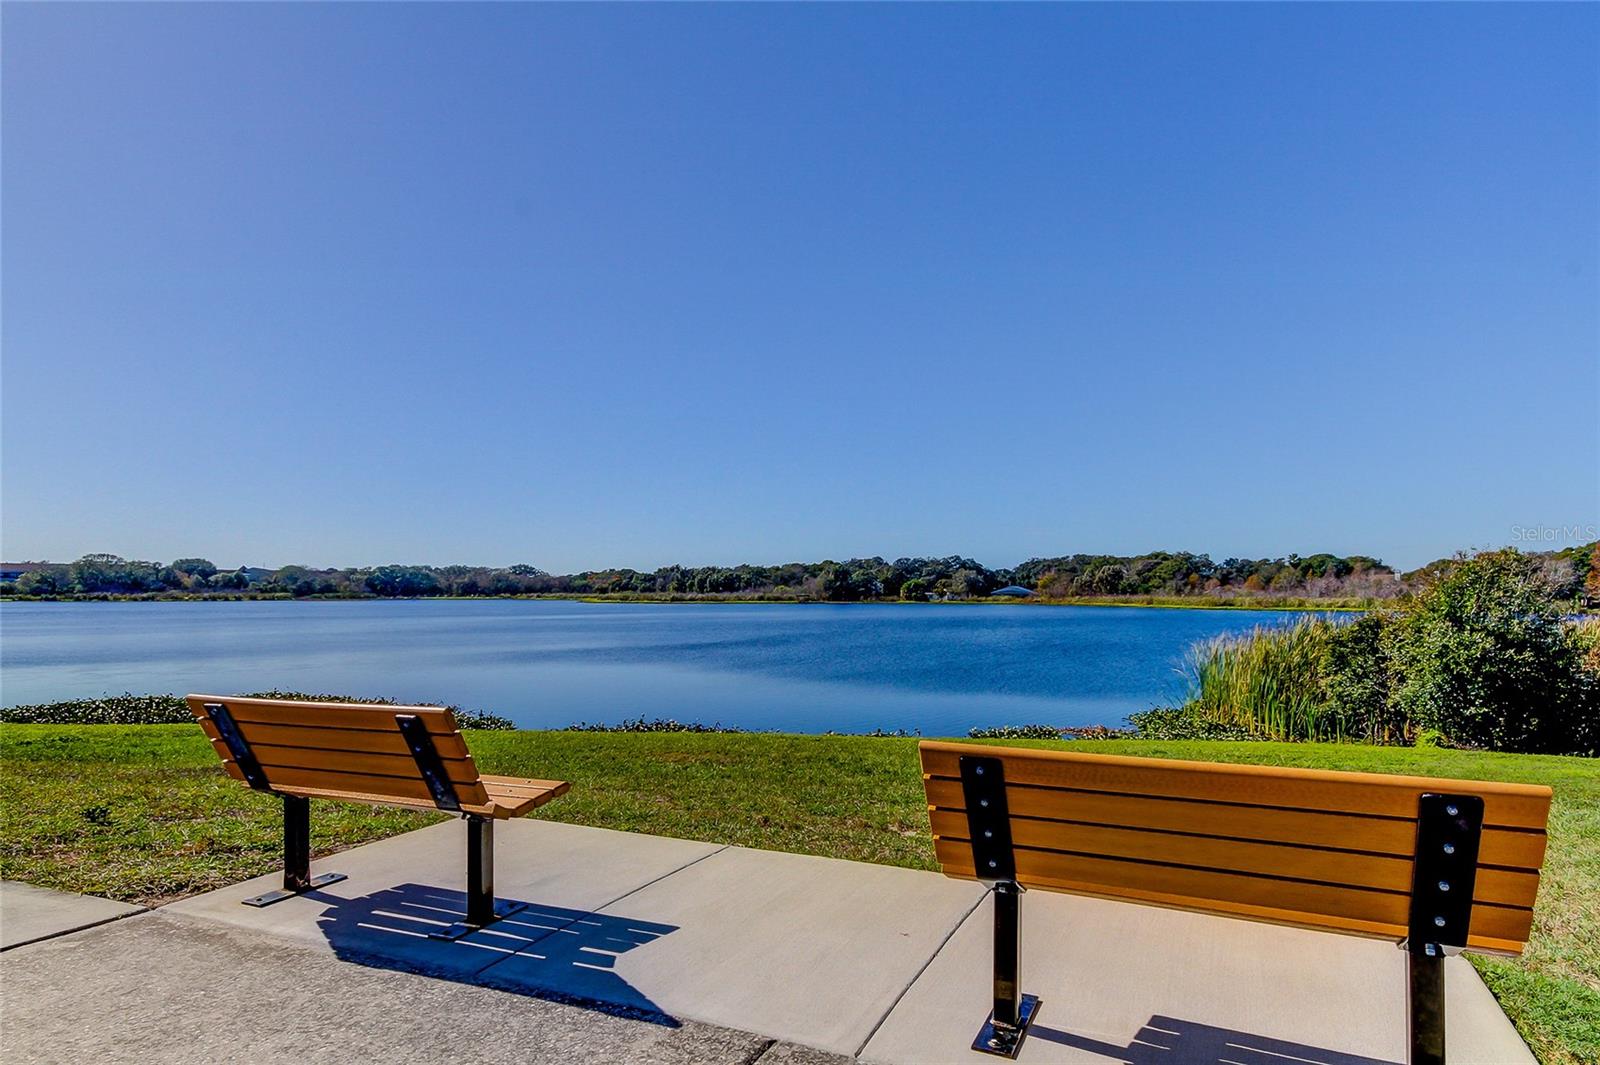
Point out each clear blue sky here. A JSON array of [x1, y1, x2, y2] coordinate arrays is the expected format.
[[4, 3, 1596, 573]]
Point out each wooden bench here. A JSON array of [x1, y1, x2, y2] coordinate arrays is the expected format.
[[919, 740, 1552, 1064], [188, 694, 568, 938]]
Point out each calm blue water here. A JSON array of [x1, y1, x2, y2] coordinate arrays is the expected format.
[[0, 600, 1312, 734]]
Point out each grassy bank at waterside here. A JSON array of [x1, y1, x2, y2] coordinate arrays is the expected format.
[[1, 725, 1594, 1062]]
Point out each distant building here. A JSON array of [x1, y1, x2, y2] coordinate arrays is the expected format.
[[991, 585, 1036, 598]]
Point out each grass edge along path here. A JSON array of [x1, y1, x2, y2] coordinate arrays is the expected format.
[[1, 725, 1595, 1064]]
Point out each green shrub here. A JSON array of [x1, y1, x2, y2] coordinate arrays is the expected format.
[[564, 717, 745, 733], [0, 694, 192, 725], [969, 724, 1066, 739], [1388, 550, 1598, 755], [0, 691, 516, 730], [1413, 727, 1446, 749], [1321, 611, 1403, 742], [1126, 706, 1255, 741]]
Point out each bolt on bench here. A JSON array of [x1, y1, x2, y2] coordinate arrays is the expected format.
[[920, 741, 1552, 1064], [188, 694, 569, 939]]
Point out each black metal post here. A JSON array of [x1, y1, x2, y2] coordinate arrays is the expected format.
[[1408, 943, 1446, 1065], [466, 814, 495, 927], [972, 880, 1040, 1057], [241, 795, 346, 907], [283, 794, 311, 892], [431, 814, 527, 939], [993, 881, 1022, 1030]]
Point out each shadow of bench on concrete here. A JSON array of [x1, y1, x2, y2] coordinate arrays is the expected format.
[[312, 882, 679, 1023], [1030, 1014, 1400, 1065]]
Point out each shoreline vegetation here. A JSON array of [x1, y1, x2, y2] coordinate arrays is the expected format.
[[1, 725, 1594, 1064], [2, 590, 1385, 611], [5, 543, 1596, 608], [6, 551, 1597, 756]]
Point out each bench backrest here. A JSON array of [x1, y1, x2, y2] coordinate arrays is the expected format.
[[187, 694, 490, 811], [920, 741, 1552, 955]]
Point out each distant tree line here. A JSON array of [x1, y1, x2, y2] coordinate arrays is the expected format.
[[3, 544, 1595, 605], [1011, 551, 1406, 599]]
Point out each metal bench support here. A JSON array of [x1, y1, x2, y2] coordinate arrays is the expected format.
[[396, 714, 525, 938], [1404, 793, 1484, 1065], [961, 755, 1041, 1058], [243, 795, 348, 907], [431, 815, 527, 939]]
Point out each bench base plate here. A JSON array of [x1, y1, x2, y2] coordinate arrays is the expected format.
[[972, 994, 1041, 1058], [242, 872, 348, 908], [430, 900, 528, 941]]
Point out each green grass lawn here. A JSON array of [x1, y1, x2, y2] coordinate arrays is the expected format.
[[2, 726, 1595, 1063]]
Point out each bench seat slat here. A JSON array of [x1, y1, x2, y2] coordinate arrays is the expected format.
[[253, 781, 501, 816], [481, 774, 569, 794], [197, 718, 474, 760], [927, 809, 1541, 908], [923, 778, 1548, 869], [933, 838, 1534, 954], [920, 742, 1553, 829], [484, 777, 571, 817]]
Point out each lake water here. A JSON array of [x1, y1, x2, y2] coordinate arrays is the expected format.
[[0, 600, 1312, 735]]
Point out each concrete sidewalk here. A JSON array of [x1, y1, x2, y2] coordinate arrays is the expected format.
[[0, 879, 143, 950], [1, 820, 1536, 1064], [0, 910, 846, 1065]]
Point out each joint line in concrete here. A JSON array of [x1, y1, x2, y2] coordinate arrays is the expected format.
[[474, 844, 733, 980], [852, 887, 989, 1058]]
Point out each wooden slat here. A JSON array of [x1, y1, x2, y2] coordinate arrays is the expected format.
[[927, 810, 1540, 909], [248, 745, 482, 786], [195, 718, 473, 761], [186, 694, 461, 735], [259, 780, 501, 817], [484, 777, 571, 817], [481, 774, 569, 794], [219, 763, 491, 808], [249, 776, 568, 819], [202, 732, 240, 768], [923, 779, 1548, 870], [933, 838, 1533, 954], [920, 742, 1554, 829]]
